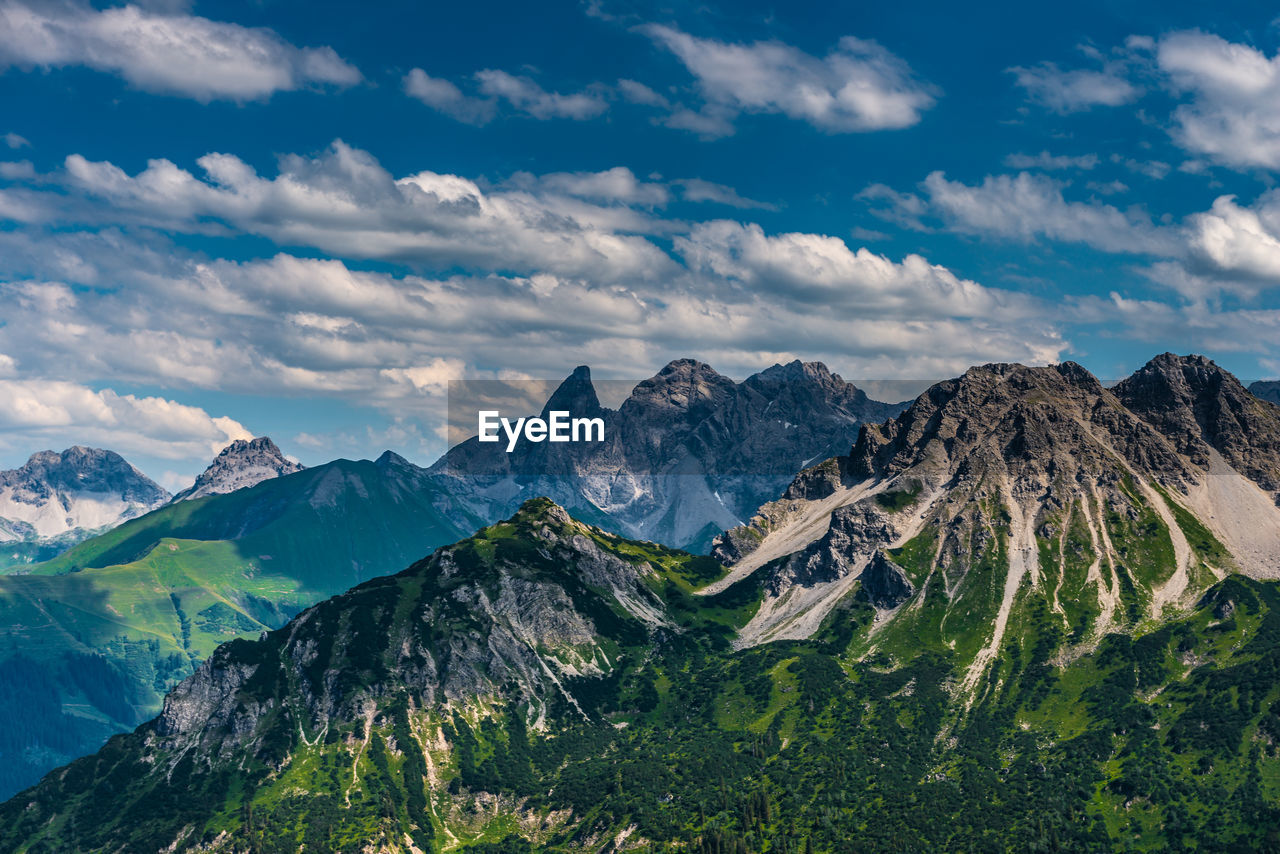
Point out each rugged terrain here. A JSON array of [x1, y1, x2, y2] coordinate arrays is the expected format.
[[0, 359, 890, 800], [0, 447, 170, 569], [3, 497, 1279, 852], [714, 355, 1280, 669], [0, 452, 484, 799]]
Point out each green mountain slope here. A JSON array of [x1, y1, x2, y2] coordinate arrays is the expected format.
[[3, 499, 1279, 853], [0, 454, 483, 800]]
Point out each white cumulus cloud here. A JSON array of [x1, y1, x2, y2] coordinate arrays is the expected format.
[[0, 1, 361, 101], [642, 25, 937, 135], [55, 141, 676, 281], [0, 377, 251, 460], [1157, 30, 1280, 171]]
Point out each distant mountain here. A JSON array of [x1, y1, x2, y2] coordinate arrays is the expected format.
[[437, 358, 905, 551], [171, 437, 304, 503], [0, 453, 484, 800], [7, 496, 1280, 852], [1251, 379, 1280, 405], [0, 447, 169, 570]]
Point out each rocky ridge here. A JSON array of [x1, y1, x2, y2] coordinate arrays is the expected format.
[[714, 355, 1280, 687]]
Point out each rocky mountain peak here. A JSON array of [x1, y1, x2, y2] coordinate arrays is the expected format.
[[1114, 353, 1280, 493], [375, 449, 413, 469], [540, 365, 603, 418], [621, 359, 736, 421], [0, 447, 170, 547], [172, 437, 305, 503], [0, 446, 168, 504], [847, 360, 1181, 486], [747, 359, 869, 401]]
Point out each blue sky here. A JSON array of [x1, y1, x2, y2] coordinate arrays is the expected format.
[[3, 0, 1280, 486]]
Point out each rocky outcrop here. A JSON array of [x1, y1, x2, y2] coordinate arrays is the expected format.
[[172, 437, 305, 503], [767, 503, 900, 593], [858, 551, 915, 609]]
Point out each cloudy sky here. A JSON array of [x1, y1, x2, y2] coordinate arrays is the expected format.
[[3, 0, 1280, 486]]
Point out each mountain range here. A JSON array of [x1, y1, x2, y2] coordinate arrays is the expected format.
[[0, 358, 896, 800], [4, 354, 1280, 851], [436, 359, 904, 551]]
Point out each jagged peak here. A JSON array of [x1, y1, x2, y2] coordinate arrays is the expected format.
[[621, 358, 736, 416], [0, 446, 167, 499], [375, 449, 412, 468], [541, 364, 602, 417], [847, 358, 1181, 485], [1116, 352, 1241, 395], [1114, 352, 1280, 494], [216, 436, 285, 459], [749, 359, 845, 387], [172, 436, 305, 503]]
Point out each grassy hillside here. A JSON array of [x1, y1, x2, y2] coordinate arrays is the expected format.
[[0, 457, 483, 800]]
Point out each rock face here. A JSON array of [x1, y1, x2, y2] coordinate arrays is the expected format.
[[171, 437, 305, 503], [147, 498, 670, 756], [1114, 354, 1280, 495], [0, 447, 169, 554], [437, 359, 905, 551], [858, 551, 915, 609]]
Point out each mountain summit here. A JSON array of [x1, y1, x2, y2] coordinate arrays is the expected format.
[[171, 437, 305, 503], [0, 447, 168, 563], [714, 355, 1280, 670]]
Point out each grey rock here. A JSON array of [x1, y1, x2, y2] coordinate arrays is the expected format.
[[858, 551, 916, 609]]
